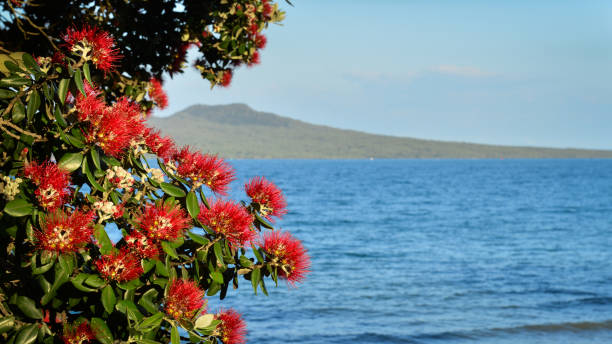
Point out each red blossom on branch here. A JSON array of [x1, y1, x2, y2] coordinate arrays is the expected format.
[[63, 25, 120, 73], [198, 199, 254, 247], [84, 97, 145, 157], [95, 248, 143, 282], [215, 309, 247, 344], [23, 161, 72, 210], [245, 176, 287, 221], [148, 77, 168, 109], [35, 209, 94, 253], [261, 231, 310, 286], [173, 146, 235, 194], [62, 321, 96, 344], [124, 230, 160, 259], [220, 69, 232, 87], [165, 279, 206, 320], [143, 128, 176, 160], [135, 202, 192, 241], [254, 33, 267, 49]]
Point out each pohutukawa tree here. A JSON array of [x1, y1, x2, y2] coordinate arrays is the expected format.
[[0, 1, 309, 343]]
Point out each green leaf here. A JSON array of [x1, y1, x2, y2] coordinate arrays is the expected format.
[[239, 256, 253, 267], [161, 182, 186, 197], [74, 69, 85, 96], [194, 314, 215, 329], [83, 63, 93, 86], [206, 281, 221, 296], [94, 225, 112, 255], [21, 53, 39, 73], [138, 288, 159, 314], [0, 77, 30, 87], [11, 101, 25, 123], [90, 149, 101, 171], [84, 274, 105, 288], [161, 241, 178, 259], [251, 244, 264, 262], [171, 325, 180, 344], [254, 212, 274, 229], [213, 241, 224, 264], [14, 323, 38, 344], [101, 285, 116, 314], [58, 79, 70, 105], [0, 316, 14, 334], [71, 273, 97, 292], [101, 156, 121, 167], [16, 296, 43, 319], [198, 187, 210, 209], [26, 90, 40, 121], [90, 318, 113, 344], [57, 254, 75, 276], [187, 231, 209, 245], [137, 312, 163, 332], [211, 271, 224, 284], [251, 268, 261, 295], [4, 199, 34, 217], [0, 89, 16, 98], [83, 158, 104, 192], [58, 152, 83, 173], [186, 191, 200, 219]]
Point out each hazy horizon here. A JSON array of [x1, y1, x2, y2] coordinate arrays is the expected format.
[[156, 1, 612, 150]]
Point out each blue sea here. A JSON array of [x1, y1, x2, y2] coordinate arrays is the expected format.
[[207, 159, 612, 343]]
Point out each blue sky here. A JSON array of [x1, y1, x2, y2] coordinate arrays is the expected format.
[[156, 0, 612, 149]]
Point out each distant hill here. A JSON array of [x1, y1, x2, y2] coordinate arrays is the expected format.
[[147, 104, 612, 159]]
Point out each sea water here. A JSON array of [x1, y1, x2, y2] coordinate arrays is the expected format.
[[204, 159, 612, 343]]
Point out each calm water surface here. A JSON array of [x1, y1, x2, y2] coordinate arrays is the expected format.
[[206, 159, 612, 343]]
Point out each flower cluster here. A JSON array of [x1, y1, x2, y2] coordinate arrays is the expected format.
[[173, 146, 235, 194], [215, 309, 247, 344], [95, 248, 144, 282], [144, 128, 176, 160], [261, 231, 310, 286], [148, 78, 168, 110], [62, 321, 96, 344], [105, 166, 135, 190], [198, 200, 254, 247], [23, 161, 71, 210], [245, 176, 287, 221], [35, 209, 94, 253], [63, 25, 120, 72], [165, 279, 206, 320], [0, 175, 22, 201], [124, 230, 160, 259], [93, 201, 123, 221], [135, 202, 192, 241], [76, 92, 145, 157]]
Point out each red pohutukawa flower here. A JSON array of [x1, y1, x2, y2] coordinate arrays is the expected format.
[[84, 97, 145, 157], [35, 209, 94, 253], [215, 309, 247, 344], [75, 86, 105, 122], [148, 77, 168, 109], [124, 230, 160, 259], [95, 248, 143, 282], [143, 127, 176, 160], [197, 200, 254, 247], [220, 69, 232, 87], [245, 176, 287, 221], [254, 33, 267, 49], [261, 231, 310, 286], [63, 25, 120, 72], [62, 321, 96, 344], [165, 279, 206, 320], [24, 161, 71, 210], [173, 147, 235, 194], [135, 202, 192, 241]]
